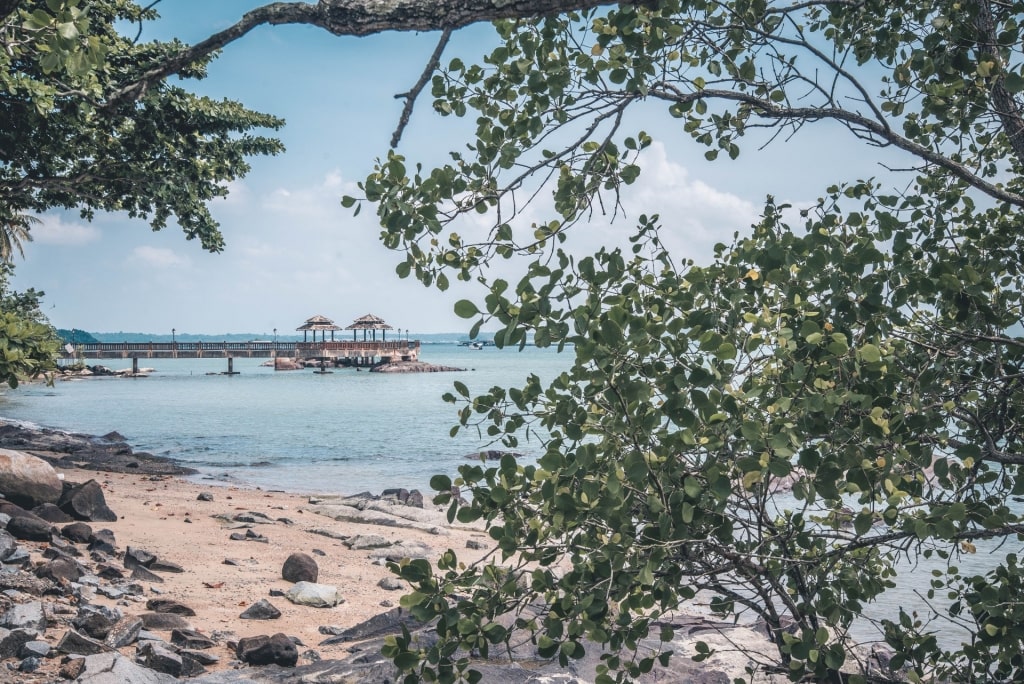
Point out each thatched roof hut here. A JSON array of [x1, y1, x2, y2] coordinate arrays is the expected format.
[[346, 313, 394, 341], [296, 314, 341, 342]]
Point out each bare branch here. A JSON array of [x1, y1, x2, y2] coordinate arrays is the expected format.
[[391, 27, 452, 148], [105, 0, 621, 106], [648, 84, 1024, 208]]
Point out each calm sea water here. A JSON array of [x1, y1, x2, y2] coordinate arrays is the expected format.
[[0, 344, 569, 495]]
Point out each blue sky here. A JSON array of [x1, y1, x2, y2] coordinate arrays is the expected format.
[[14, 2, 892, 335]]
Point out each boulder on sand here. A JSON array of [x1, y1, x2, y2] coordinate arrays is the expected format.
[[58, 479, 117, 522], [281, 552, 318, 583], [0, 449, 62, 508]]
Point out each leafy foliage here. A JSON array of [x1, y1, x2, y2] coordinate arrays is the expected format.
[[1, 0, 285, 251], [340, 1, 1024, 682], [0, 263, 57, 388]]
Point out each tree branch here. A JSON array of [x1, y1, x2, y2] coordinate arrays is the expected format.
[[972, 0, 1024, 166], [105, 0, 621, 106], [391, 26, 452, 148], [648, 84, 1024, 208]]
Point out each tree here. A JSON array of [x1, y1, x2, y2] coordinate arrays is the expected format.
[[0, 262, 58, 387], [1, 0, 285, 252], [337, 1, 1024, 683], [6, 0, 1024, 681]]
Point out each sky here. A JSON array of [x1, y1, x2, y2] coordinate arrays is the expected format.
[[12, 1, 893, 336]]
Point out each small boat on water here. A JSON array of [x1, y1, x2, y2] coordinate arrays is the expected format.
[[468, 342, 484, 350]]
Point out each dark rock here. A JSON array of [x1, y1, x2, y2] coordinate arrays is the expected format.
[[2, 545, 30, 568], [73, 604, 122, 640], [228, 532, 247, 541], [34, 557, 84, 583], [139, 612, 191, 631], [281, 552, 318, 583], [5, 515, 54, 542], [103, 615, 143, 648], [61, 521, 93, 543], [0, 530, 16, 561], [406, 490, 424, 508], [170, 628, 216, 650], [239, 599, 281, 620], [196, 492, 214, 502], [130, 564, 164, 583], [58, 479, 117, 522], [57, 628, 110, 655], [0, 449, 62, 508], [32, 502, 74, 523], [124, 545, 157, 570], [180, 650, 208, 677], [236, 632, 298, 667], [59, 656, 87, 680], [465, 450, 525, 461], [2, 600, 45, 632], [319, 607, 425, 645], [0, 628, 38, 659], [20, 639, 50, 658], [87, 528, 116, 555], [146, 598, 196, 616], [95, 563, 124, 580], [180, 648, 220, 665], [18, 655, 41, 672], [0, 570, 52, 596], [377, 577, 404, 591], [380, 488, 409, 504], [137, 640, 183, 677], [466, 538, 487, 550], [150, 558, 183, 573], [45, 536, 81, 557], [246, 529, 269, 542]]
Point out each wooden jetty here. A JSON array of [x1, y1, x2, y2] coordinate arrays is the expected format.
[[62, 314, 420, 367]]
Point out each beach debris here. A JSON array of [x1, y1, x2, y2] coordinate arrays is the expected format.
[[0, 449, 63, 508], [236, 632, 298, 667], [281, 552, 318, 583], [284, 581, 342, 608], [203, 581, 225, 589], [239, 598, 282, 620]]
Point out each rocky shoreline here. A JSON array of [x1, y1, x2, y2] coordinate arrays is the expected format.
[[0, 419, 809, 683]]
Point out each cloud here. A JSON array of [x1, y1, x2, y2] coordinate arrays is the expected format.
[[128, 246, 191, 268], [31, 215, 101, 246]]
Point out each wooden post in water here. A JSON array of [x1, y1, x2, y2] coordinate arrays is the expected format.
[[228, 357, 234, 374], [132, 357, 138, 375]]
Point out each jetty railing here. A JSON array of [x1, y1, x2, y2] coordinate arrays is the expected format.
[[65, 340, 421, 360]]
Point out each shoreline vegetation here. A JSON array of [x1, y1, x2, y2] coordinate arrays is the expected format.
[[0, 417, 791, 682]]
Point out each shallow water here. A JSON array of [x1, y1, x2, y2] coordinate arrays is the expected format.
[[1, 344, 568, 494]]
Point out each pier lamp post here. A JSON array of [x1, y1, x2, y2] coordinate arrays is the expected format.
[[274, 328, 277, 344], [171, 328, 176, 358]]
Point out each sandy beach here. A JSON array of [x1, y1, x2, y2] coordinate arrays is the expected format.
[[2, 455, 492, 682]]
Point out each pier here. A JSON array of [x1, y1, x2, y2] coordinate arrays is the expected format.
[[61, 313, 419, 367], [61, 340, 420, 363]]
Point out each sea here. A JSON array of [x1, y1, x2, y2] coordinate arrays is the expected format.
[[0, 343, 570, 495]]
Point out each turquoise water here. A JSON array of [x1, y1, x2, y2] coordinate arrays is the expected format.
[[0, 345, 569, 495]]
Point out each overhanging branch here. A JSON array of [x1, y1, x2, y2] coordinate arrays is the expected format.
[[104, 0, 622, 105]]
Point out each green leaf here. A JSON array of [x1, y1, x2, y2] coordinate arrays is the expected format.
[[454, 299, 479, 318]]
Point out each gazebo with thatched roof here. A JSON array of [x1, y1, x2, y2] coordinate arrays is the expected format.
[[346, 313, 394, 342], [296, 314, 341, 343]]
